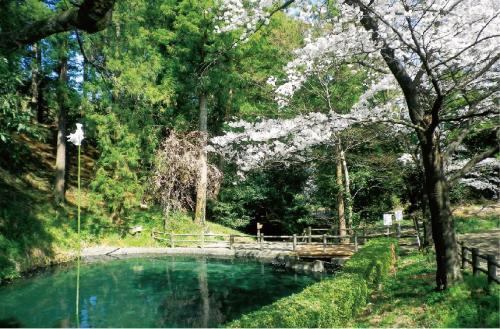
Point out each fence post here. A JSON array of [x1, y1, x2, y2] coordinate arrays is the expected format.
[[472, 248, 479, 276], [396, 223, 401, 238], [260, 233, 264, 250], [323, 234, 326, 252], [229, 235, 234, 250], [461, 242, 467, 270], [201, 232, 205, 248], [293, 234, 297, 251], [362, 228, 366, 244], [308, 227, 312, 243], [354, 232, 358, 252], [170, 234, 174, 248], [487, 254, 497, 284]]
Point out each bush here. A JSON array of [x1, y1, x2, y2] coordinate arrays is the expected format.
[[226, 238, 397, 328]]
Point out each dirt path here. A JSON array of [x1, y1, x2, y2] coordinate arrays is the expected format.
[[458, 229, 500, 255]]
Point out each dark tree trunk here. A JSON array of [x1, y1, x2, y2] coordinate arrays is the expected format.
[[30, 43, 45, 123], [54, 41, 69, 203], [420, 131, 462, 289], [420, 192, 434, 249]]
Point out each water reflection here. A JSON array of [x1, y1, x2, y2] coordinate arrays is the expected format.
[[0, 317, 22, 327], [0, 256, 322, 328]]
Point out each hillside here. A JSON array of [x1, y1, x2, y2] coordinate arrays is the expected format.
[[0, 130, 244, 283]]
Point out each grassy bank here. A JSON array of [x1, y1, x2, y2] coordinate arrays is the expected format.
[[0, 165, 244, 283], [0, 132, 247, 283], [354, 250, 500, 327], [226, 238, 397, 328]]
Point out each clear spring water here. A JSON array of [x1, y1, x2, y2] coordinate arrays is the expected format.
[[0, 256, 323, 327]]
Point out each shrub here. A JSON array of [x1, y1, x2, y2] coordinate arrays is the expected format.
[[226, 238, 397, 328]]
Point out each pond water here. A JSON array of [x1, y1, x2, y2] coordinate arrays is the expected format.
[[0, 256, 322, 327]]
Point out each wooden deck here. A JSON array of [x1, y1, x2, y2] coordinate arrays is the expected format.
[[293, 244, 356, 258]]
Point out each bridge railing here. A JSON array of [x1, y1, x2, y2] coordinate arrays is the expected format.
[[151, 228, 414, 252]]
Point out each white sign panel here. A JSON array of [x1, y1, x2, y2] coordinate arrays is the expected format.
[[383, 213, 393, 226], [394, 210, 403, 222]]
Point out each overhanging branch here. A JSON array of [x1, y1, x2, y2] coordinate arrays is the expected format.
[[1, 0, 116, 52], [449, 143, 500, 184]]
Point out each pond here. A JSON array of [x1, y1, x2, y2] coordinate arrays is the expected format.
[[0, 255, 323, 327]]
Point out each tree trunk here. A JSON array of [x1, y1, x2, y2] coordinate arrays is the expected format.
[[420, 192, 434, 249], [54, 41, 69, 203], [336, 143, 346, 238], [339, 147, 352, 229], [164, 204, 170, 231], [30, 42, 45, 123], [194, 92, 208, 225], [421, 131, 462, 289]]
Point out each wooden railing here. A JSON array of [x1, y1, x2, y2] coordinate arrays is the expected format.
[[460, 242, 499, 284], [151, 230, 256, 249], [152, 226, 419, 253]]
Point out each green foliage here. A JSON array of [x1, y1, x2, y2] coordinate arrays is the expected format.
[[87, 112, 144, 226], [227, 239, 397, 328], [207, 166, 313, 233]]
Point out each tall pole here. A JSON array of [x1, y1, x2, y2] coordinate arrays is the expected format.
[[76, 144, 81, 327]]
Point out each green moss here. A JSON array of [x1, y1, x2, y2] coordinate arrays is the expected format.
[[226, 239, 397, 328]]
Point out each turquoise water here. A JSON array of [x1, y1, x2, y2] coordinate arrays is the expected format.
[[0, 256, 321, 327]]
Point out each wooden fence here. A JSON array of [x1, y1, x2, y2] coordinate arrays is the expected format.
[[460, 242, 499, 284]]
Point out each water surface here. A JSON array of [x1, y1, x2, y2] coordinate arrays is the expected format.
[[0, 255, 322, 327]]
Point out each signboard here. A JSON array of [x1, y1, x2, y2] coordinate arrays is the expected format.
[[383, 213, 393, 226], [394, 210, 403, 222]]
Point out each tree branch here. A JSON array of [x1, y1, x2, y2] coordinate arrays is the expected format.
[[449, 143, 500, 184], [1, 0, 116, 52]]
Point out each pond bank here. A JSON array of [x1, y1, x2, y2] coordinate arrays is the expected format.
[[83, 245, 293, 260]]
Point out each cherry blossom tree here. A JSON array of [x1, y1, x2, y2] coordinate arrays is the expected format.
[[216, 0, 499, 289]]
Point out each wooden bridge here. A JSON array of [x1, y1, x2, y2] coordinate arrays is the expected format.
[[151, 224, 420, 260]]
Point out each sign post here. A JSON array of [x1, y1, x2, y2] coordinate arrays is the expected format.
[[394, 210, 403, 238], [383, 213, 393, 235], [257, 222, 263, 243]]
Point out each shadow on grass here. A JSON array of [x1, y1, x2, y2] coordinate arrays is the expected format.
[[356, 250, 500, 328], [0, 177, 58, 281]]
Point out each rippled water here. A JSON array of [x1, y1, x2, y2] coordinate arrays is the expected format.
[[0, 256, 322, 327]]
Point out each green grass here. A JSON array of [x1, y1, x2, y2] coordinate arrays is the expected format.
[[226, 239, 397, 328], [454, 215, 499, 234], [354, 250, 500, 328]]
